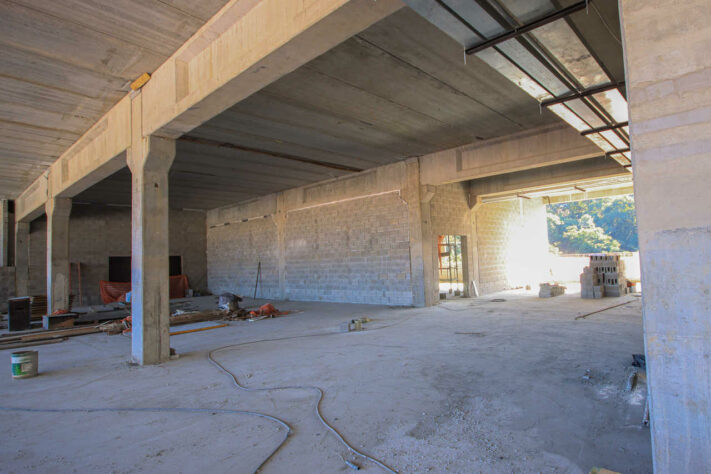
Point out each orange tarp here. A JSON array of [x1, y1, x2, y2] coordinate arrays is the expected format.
[[100, 275, 189, 303]]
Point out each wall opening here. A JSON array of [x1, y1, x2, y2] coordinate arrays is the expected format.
[[108, 256, 183, 282], [438, 235, 464, 299]]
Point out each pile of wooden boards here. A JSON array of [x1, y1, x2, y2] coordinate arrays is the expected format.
[[0, 325, 101, 350]]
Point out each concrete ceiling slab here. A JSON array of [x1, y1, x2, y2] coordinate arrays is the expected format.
[[15, 4, 622, 212], [76, 7, 565, 209], [0, 0, 232, 199]]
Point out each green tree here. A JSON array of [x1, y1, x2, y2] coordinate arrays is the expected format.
[[597, 196, 638, 250], [547, 195, 637, 254], [558, 214, 621, 253]]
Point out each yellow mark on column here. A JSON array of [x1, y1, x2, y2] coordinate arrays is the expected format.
[[130, 73, 151, 91]]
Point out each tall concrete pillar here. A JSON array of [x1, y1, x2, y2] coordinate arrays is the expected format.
[[128, 132, 175, 365], [420, 184, 437, 306], [620, 1, 711, 471], [45, 197, 72, 313], [14, 221, 29, 296], [0, 200, 8, 267], [403, 159, 427, 306], [274, 193, 287, 300]]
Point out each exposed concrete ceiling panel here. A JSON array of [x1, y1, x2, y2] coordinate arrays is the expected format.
[[0, 0, 232, 199], [76, 7, 562, 209]]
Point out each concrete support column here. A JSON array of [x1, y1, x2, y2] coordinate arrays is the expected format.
[[128, 129, 175, 365], [274, 194, 287, 300], [620, 1, 711, 471], [420, 185, 437, 306], [403, 159, 426, 307], [45, 197, 72, 313], [15, 221, 29, 296], [0, 200, 8, 267]]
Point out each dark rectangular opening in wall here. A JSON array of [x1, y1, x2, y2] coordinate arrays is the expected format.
[[169, 256, 182, 277], [109, 256, 183, 282]]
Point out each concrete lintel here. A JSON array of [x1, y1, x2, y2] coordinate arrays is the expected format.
[[420, 124, 602, 186], [45, 196, 72, 314], [468, 156, 629, 202]]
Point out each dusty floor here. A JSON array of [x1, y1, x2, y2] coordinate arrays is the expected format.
[[0, 289, 651, 473]]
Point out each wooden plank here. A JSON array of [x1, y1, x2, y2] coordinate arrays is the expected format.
[[0, 325, 100, 344], [0, 337, 67, 350]]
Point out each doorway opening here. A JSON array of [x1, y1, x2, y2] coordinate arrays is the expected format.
[[438, 235, 464, 299]]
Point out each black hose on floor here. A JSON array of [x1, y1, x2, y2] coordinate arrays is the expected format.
[[0, 312, 418, 473]]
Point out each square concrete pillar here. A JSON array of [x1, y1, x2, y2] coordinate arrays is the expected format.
[[45, 197, 72, 314], [620, 0, 711, 470], [0, 200, 8, 267], [128, 134, 175, 365], [15, 221, 29, 296]]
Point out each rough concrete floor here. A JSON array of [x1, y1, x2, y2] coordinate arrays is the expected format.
[[0, 290, 651, 473]]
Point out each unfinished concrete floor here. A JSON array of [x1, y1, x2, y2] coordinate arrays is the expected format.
[[0, 291, 651, 473]]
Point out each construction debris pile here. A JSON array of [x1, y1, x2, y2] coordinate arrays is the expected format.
[[581, 254, 628, 299], [2, 293, 293, 349]]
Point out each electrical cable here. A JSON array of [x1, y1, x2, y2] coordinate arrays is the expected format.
[[208, 334, 398, 473], [0, 311, 422, 473]]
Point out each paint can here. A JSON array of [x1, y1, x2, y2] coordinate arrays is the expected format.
[[11, 351, 38, 379]]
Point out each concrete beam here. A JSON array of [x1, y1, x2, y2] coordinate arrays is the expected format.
[[468, 156, 629, 203], [15, 171, 48, 223], [620, 1, 711, 471], [546, 185, 634, 204], [13, 0, 403, 220], [420, 124, 602, 186], [14, 98, 130, 223], [142, 0, 404, 138], [128, 94, 176, 366], [45, 197, 72, 314]]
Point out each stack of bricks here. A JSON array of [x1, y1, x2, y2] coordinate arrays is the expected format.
[[581, 254, 627, 298], [539, 282, 566, 298]]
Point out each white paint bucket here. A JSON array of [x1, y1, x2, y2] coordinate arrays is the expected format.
[[11, 351, 38, 379]]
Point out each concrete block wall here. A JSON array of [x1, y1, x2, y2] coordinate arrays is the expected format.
[[475, 198, 549, 294], [284, 192, 411, 305], [207, 162, 416, 306], [208, 217, 279, 299], [27, 204, 207, 305], [207, 159, 555, 304]]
